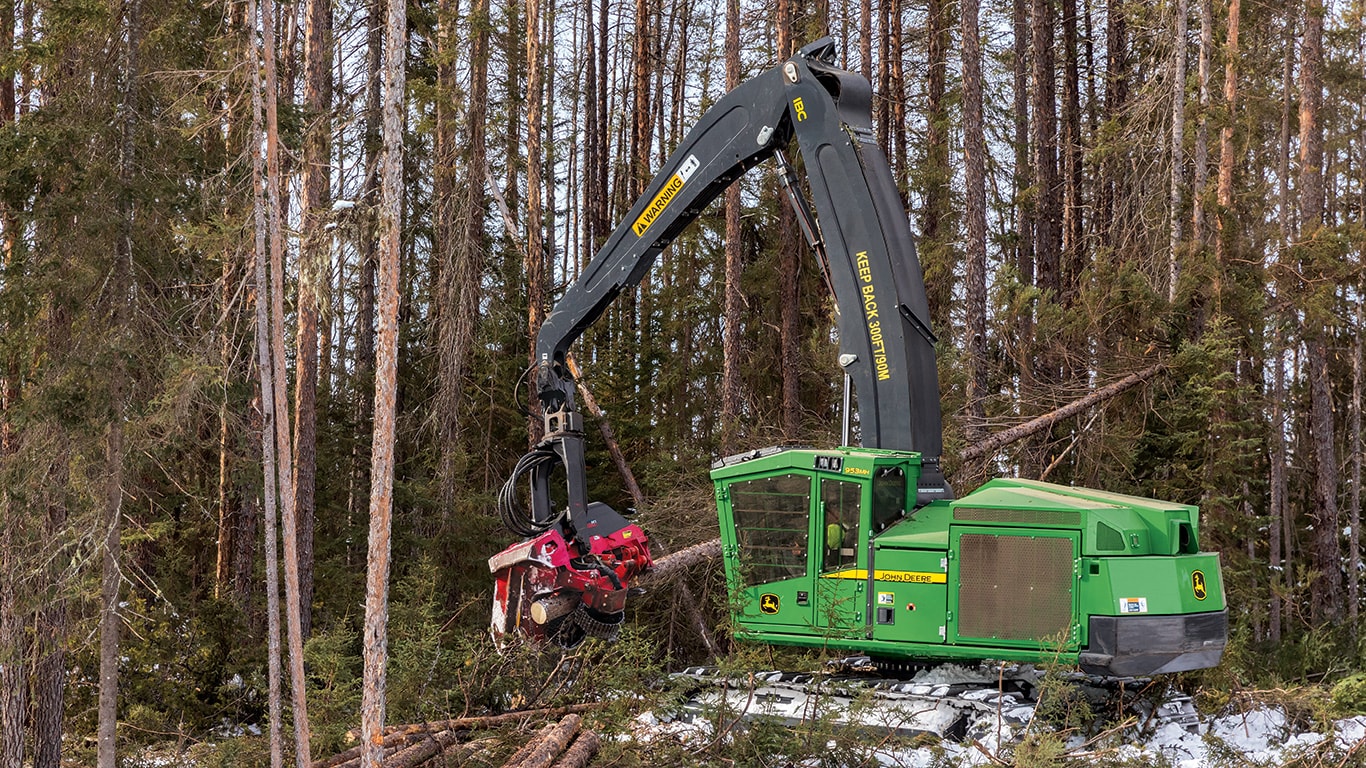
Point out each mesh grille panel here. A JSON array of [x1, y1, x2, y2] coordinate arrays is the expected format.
[[958, 534, 1074, 642], [954, 507, 1080, 526], [1095, 523, 1125, 551]]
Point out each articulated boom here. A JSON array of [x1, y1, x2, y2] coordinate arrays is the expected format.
[[490, 38, 951, 646]]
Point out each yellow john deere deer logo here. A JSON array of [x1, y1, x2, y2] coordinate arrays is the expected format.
[[1191, 570, 1208, 600], [759, 593, 781, 614]]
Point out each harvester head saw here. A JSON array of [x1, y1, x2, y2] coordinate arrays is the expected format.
[[489, 432, 653, 647]]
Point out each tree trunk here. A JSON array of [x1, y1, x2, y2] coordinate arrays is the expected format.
[[32, 446, 69, 768], [1191, 0, 1211, 244], [526, 0, 546, 438], [261, 0, 311, 756], [923, 0, 952, 330], [1060, 0, 1082, 305], [721, 0, 742, 454], [1300, 0, 1338, 623], [961, 0, 988, 441], [294, 0, 332, 641], [99, 0, 140, 761], [1214, 0, 1239, 308], [360, 0, 405, 758], [1012, 0, 1032, 301], [0, 525, 26, 768], [1167, 0, 1187, 303], [1269, 330, 1286, 642], [1350, 297, 1362, 635], [1031, 0, 1059, 300]]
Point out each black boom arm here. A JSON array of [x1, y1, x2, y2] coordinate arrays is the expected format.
[[517, 39, 950, 549]]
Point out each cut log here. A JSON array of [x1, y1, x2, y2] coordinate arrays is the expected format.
[[512, 714, 582, 768], [500, 721, 559, 768], [642, 539, 721, 584], [313, 705, 601, 768], [384, 730, 460, 768], [960, 364, 1165, 462], [549, 731, 601, 768]]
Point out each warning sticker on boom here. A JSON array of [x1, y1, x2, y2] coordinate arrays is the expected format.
[[633, 155, 699, 237]]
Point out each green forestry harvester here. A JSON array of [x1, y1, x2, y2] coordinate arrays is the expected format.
[[488, 39, 1227, 677]]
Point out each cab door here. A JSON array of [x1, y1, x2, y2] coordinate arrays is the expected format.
[[814, 477, 866, 631]]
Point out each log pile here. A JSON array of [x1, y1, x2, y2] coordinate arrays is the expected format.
[[312, 706, 603, 768]]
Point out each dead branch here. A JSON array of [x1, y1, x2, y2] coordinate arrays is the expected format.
[[549, 731, 601, 768], [566, 356, 645, 507], [960, 363, 1165, 462]]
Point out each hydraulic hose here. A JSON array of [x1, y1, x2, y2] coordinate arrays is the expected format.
[[497, 445, 565, 538]]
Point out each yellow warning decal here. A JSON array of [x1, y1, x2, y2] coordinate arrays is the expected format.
[[633, 154, 699, 237], [821, 569, 946, 584]]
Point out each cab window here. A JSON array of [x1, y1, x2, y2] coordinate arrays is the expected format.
[[729, 473, 811, 586], [871, 466, 906, 533]]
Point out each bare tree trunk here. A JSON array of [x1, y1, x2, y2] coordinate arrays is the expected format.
[[1269, 329, 1286, 642], [253, 0, 286, 761], [1351, 297, 1362, 635], [1191, 0, 1211, 244], [32, 445, 69, 768], [962, 0, 988, 441], [98, 0, 140, 762], [526, 0, 546, 431], [0, 526, 26, 768], [1300, 0, 1338, 623], [294, 0, 332, 641], [1214, 0, 1239, 309], [262, 0, 311, 755], [361, 0, 405, 758], [721, 0, 742, 454], [923, 0, 951, 329], [1060, 0, 1083, 305], [1167, 0, 1187, 303], [1012, 0, 1032, 309]]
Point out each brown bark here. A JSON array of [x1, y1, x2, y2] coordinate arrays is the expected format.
[[384, 730, 460, 768], [961, 0, 987, 440], [1191, 0, 1211, 243], [1031, 0, 1060, 299], [294, 0, 332, 640], [721, 0, 742, 455], [264, 0, 311, 750], [549, 732, 601, 768], [1060, 0, 1082, 305], [961, 364, 1166, 462], [1213, 0, 1239, 308], [512, 714, 582, 768], [1300, 0, 1338, 623], [0, 526, 26, 768], [1268, 332, 1286, 642], [99, 0, 140, 762], [566, 357, 644, 504], [526, 0, 546, 449], [1012, 0, 1032, 292], [361, 0, 406, 758], [32, 449, 69, 768], [641, 538, 723, 584], [859, 0, 871, 81], [923, 0, 952, 329]]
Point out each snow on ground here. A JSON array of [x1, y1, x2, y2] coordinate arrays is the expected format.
[[634, 696, 1366, 766]]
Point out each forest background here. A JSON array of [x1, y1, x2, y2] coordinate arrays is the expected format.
[[0, 0, 1363, 759]]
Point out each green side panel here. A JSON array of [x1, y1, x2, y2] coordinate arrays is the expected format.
[[948, 527, 1081, 650], [874, 501, 952, 548], [735, 576, 813, 627], [1078, 553, 1226, 617], [864, 548, 948, 644]]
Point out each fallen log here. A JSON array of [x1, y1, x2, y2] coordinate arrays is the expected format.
[[549, 731, 601, 768], [314, 704, 602, 768], [384, 730, 460, 768], [512, 714, 583, 768], [642, 538, 721, 585], [499, 721, 559, 768], [960, 363, 1166, 462]]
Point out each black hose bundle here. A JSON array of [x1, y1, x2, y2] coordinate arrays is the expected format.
[[497, 445, 565, 538]]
